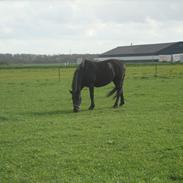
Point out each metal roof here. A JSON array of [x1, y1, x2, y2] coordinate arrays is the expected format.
[[100, 42, 182, 57]]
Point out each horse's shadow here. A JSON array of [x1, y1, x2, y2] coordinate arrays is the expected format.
[[24, 108, 94, 117], [22, 105, 123, 117], [23, 109, 73, 117]]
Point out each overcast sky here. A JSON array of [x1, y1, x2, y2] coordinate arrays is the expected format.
[[0, 0, 183, 54]]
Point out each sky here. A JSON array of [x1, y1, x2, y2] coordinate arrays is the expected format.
[[0, 0, 183, 54]]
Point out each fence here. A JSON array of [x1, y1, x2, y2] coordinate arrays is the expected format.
[[0, 63, 183, 81], [123, 62, 183, 78]]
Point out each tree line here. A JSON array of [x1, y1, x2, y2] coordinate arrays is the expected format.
[[0, 53, 99, 65]]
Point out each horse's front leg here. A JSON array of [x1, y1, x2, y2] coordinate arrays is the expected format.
[[88, 86, 95, 110]]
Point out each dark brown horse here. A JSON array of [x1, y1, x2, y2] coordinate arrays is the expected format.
[[70, 59, 126, 112]]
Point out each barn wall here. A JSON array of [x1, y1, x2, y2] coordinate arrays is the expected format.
[[96, 55, 159, 62], [173, 53, 183, 62], [159, 55, 172, 62], [97, 54, 183, 63], [159, 53, 183, 62]]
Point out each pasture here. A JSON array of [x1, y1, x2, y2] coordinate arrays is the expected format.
[[0, 64, 183, 183]]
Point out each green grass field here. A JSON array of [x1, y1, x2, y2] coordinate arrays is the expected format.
[[0, 64, 183, 183]]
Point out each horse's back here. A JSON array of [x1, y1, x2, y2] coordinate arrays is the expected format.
[[81, 59, 125, 87], [97, 59, 125, 78]]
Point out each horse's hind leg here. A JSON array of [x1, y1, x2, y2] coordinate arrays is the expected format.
[[112, 79, 119, 108], [113, 88, 121, 108], [113, 79, 122, 108], [113, 78, 124, 108], [120, 87, 125, 106], [120, 74, 125, 106]]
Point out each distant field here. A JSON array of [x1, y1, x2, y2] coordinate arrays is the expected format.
[[0, 64, 183, 182]]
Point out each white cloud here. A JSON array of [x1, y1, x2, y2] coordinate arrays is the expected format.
[[0, 0, 183, 54]]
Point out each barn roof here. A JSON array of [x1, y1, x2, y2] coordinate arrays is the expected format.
[[100, 42, 183, 57]]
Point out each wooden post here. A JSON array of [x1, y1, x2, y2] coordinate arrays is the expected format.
[[58, 67, 61, 81], [154, 64, 158, 77]]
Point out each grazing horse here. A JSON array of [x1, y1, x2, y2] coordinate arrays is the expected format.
[[70, 59, 126, 112]]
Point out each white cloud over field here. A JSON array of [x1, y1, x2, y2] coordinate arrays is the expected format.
[[0, 0, 183, 54]]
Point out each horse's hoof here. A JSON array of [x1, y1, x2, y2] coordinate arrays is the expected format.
[[88, 107, 94, 110], [113, 105, 118, 108], [73, 108, 80, 112], [88, 104, 95, 110]]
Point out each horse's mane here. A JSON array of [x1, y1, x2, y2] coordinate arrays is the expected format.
[[72, 69, 78, 92], [72, 61, 85, 92]]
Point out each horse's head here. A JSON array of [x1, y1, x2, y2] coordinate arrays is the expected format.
[[70, 90, 82, 112]]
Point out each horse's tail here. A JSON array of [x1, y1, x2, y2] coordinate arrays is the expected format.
[[107, 87, 117, 97], [107, 74, 125, 98]]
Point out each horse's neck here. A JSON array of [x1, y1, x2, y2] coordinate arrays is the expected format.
[[73, 69, 82, 92]]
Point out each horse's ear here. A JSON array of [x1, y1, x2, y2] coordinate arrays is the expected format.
[[69, 90, 72, 94]]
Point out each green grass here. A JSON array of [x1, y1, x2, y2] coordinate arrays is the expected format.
[[0, 64, 183, 183]]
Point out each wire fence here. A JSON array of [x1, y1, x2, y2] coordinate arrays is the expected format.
[[126, 63, 183, 78], [0, 63, 183, 81]]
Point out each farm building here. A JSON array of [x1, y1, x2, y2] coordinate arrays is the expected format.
[[97, 41, 183, 63]]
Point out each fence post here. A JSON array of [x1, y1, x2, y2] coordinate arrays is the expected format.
[[58, 67, 61, 81], [154, 64, 158, 77]]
